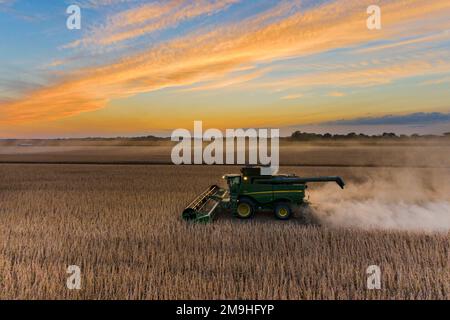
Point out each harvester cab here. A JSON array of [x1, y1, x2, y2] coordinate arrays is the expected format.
[[182, 166, 345, 223]]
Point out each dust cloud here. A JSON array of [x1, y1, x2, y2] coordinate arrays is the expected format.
[[310, 169, 450, 232]]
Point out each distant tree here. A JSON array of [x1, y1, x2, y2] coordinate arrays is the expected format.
[[290, 131, 321, 141], [290, 131, 302, 139], [284, 131, 447, 141], [382, 132, 397, 138]]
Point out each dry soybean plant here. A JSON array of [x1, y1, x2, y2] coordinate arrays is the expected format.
[[0, 164, 448, 299]]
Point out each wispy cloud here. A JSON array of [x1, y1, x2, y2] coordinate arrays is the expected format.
[[45, 59, 66, 68], [324, 112, 450, 126], [328, 91, 346, 97], [2, 0, 450, 124], [420, 75, 450, 85], [0, 0, 15, 5], [67, 0, 239, 48], [258, 53, 450, 91], [355, 30, 450, 54], [281, 93, 304, 100], [179, 68, 269, 92], [0, 0, 44, 22], [74, 0, 136, 9]]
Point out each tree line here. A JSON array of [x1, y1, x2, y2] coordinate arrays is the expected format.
[[289, 131, 450, 141]]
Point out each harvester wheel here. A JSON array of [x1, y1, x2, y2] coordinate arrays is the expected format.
[[274, 202, 292, 220], [236, 198, 255, 219]]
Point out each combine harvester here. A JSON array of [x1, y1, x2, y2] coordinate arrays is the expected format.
[[182, 167, 345, 222]]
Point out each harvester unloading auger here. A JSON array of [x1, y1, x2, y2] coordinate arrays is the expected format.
[[182, 167, 345, 222]]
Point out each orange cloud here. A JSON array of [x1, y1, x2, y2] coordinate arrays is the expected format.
[[68, 0, 239, 48], [355, 30, 450, 54], [178, 68, 270, 92], [258, 54, 450, 91], [2, 0, 450, 125], [281, 94, 304, 100], [328, 91, 346, 97]]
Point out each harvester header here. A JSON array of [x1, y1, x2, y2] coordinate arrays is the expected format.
[[182, 166, 345, 223]]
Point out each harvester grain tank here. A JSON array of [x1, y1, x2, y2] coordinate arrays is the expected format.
[[182, 167, 345, 222]]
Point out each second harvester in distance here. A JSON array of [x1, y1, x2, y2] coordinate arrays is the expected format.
[[182, 167, 345, 222]]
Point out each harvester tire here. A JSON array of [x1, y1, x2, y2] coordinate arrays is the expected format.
[[274, 202, 292, 220], [236, 198, 255, 219]]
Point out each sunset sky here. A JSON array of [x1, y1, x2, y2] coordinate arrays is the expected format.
[[1, 0, 449, 138]]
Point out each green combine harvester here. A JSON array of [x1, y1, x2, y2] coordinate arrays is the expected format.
[[182, 167, 345, 222]]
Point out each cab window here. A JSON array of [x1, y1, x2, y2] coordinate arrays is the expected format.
[[228, 176, 241, 187]]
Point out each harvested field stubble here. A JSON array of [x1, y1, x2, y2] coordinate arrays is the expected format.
[[0, 164, 448, 299]]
